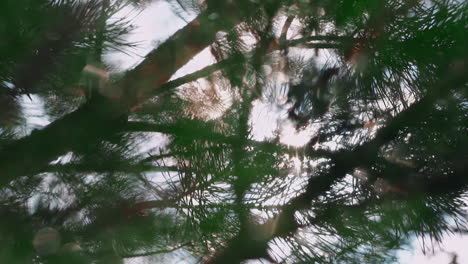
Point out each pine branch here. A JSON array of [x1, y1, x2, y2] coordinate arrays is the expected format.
[[130, 200, 284, 211], [117, 3, 248, 109], [279, 15, 295, 45], [205, 57, 468, 264], [156, 57, 241, 96], [0, 3, 263, 187], [153, 36, 341, 95], [42, 163, 178, 174], [121, 242, 192, 258], [1, 0, 323, 188], [124, 121, 239, 144]]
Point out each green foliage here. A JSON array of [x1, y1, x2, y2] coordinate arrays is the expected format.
[[0, 0, 466, 263]]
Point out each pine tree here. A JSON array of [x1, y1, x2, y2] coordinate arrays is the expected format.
[[0, 0, 466, 263]]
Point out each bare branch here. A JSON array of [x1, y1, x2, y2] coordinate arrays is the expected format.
[[279, 15, 295, 44]]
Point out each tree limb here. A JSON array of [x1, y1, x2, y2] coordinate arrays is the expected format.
[[0, 4, 253, 187], [121, 242, 192, 258], [205, 57, 468, 264]]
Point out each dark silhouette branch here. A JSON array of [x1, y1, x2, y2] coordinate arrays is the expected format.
[[42, 163, 178, 174], [121, 242, 192, 258], [155, 36, 342, 94], [279, 15, 295, 45], [206, 57, 468, 263], [0, 2, 263, 187]]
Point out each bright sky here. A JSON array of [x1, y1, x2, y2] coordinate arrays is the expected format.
[[398, 233, 468, 264], [104, 1, 193, 71]]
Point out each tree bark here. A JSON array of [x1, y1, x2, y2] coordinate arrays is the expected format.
[[0, 3, 251, 187]]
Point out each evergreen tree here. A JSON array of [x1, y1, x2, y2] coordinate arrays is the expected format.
[[0, 0, 466, 263]]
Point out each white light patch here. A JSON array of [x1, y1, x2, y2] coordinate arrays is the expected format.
[[279, 120, 317, 148], [292, 155, 301, 172], [19, 94, 50, 134], [249, 99, 318, 148], [397, 233, 468, 264], [170, 47, 217, 80], [249, 99, 287, 141]]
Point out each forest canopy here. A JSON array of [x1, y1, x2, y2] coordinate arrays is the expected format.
[[0, 0, 467, 263]]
